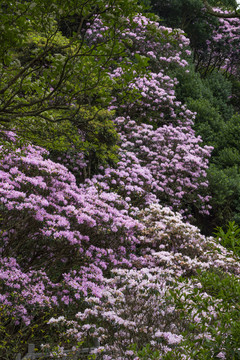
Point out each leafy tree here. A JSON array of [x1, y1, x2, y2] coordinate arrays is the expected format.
[[0, 0, 142, 150], [149, 0, 219, 57], [149, 0, 240, 78], [214, 221, 240, 256]]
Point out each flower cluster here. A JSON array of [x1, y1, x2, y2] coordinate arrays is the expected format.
[[0, 142, 144, 323], [47, 203, 240, 359], [199, 9, 240, 76], [1, 7, 237, 360], [113, 117, 212, 217]]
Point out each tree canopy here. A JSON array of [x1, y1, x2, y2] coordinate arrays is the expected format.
[[0, 0, 143, 150]]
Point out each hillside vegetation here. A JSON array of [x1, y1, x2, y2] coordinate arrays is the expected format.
[[1, 0, 240, 359]]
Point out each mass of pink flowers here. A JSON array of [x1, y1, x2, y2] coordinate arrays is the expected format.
[[0, 11, 237, 360], [200, 8, 240, 76]]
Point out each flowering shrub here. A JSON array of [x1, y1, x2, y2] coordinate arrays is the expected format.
[[204, 11, 240, 76], [92, 149, 157, 208], [86, 14, 191, 70], [0, 141, 143, 331], [111, 72, 193, 125], [2, 4, 240, 360], [108, 15, 192, 124], [105, 14, 212, 218], [46, 204, 240, 359], [52, 12, 213, 220], [1, 138, 240, 358], [112, 117, 212, 217]]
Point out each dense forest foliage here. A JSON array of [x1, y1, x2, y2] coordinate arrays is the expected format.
[[1, 0, 240, 359]]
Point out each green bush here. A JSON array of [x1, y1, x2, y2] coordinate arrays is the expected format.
[[203, 71, 233, 121], [187, 98, 224, 149], [173, 66, 213, 102], [195, 269, 240, 359], [214, 221, 240, 257], [206, 165, 240, 230]]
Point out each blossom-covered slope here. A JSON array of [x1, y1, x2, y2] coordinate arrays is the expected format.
[[1, 11, 240, 360]]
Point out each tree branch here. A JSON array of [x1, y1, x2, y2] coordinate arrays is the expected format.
[[202, 0, 240, 18]]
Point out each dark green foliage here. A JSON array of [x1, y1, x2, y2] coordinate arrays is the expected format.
[[212, 0, 238, 8], [138, 0, 152, 8], [168, 45, 238, 232], [203, 71, 233, 120], [214, 221, 240, 256], [230, 79, 240, 112], [130, 343, 160, 360], [149, 0, 238, 76], [216, 147, 240, 168], [174, 67, 233, 124], [196, 269, 240, 359], [188, 98, 224, 148], [149, 0, 219, 55], [220, 114, 240, 150], [204, 115, 240, 228], [206, 165, 240, 230], [173, 66, 212, 102]]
